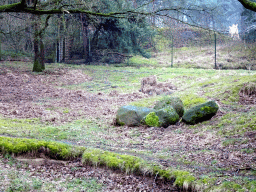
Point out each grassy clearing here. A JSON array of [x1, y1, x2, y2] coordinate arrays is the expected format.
[[1, 45, 256, 191]]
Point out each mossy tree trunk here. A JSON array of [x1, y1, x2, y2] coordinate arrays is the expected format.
[[33, 15, 45, 72]]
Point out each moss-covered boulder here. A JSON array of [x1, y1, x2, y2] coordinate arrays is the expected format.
[[116, 105, 154, 126], [154, 97, 184, 117], [142, 106, 179, 128], [182, 100, 219, 125]]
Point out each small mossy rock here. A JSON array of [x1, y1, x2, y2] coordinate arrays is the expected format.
[[116, 105, 154, 126], [182, 100, 219, 125], [154, 97, 184, 117], [142, 106, 179, 128]]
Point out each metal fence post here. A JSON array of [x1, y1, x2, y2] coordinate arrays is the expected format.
[[171, 34, 173, 68], [214, 32, 217, 69]]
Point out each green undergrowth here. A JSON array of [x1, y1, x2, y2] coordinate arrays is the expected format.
[[212, 178, 256, 192], [0, 136, 85, 160], [0, 117, 111, 144]]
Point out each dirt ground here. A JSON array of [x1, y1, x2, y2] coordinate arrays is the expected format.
[[0, 67, 147, 124]]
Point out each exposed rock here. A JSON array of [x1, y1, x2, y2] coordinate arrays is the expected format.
[[182, 100, 219, 125], [156, 106, 180, 127], [154, 97, 184, 117], [116, 105, 154, 126], [142, 106, 179, 128]]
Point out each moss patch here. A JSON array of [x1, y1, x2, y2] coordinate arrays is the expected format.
[[144, 112, 160, 127], [0, 136, 85, 160], [81, 148, 196, 189]]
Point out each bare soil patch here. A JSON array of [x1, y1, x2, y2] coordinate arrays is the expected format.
[[0, 68, 147, 123]]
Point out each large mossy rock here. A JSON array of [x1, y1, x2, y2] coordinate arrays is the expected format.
[[116, 105, 154, 126], [142, 106, 179, 128], [182, 100, 219, 125], [154, 97, 184, 117]]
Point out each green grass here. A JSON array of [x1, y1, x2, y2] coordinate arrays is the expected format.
[[128, 55, 158, 66]]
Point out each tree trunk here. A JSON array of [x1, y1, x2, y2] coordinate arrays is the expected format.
[[0, 37, 2, 61], [81, 14, 90, 63], [33, 15, 45, 72], [40, 34, 45, 70]]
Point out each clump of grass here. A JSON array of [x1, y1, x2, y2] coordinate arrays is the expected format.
[[239, 82, 256, 96], [65, 178, 104, 192], [0, 136, 85, 160]]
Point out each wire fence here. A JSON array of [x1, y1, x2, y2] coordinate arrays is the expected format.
[[158, 27, 256, 70]]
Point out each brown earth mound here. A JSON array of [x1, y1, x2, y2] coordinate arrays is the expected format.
[[140, 75, 177, 96]]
